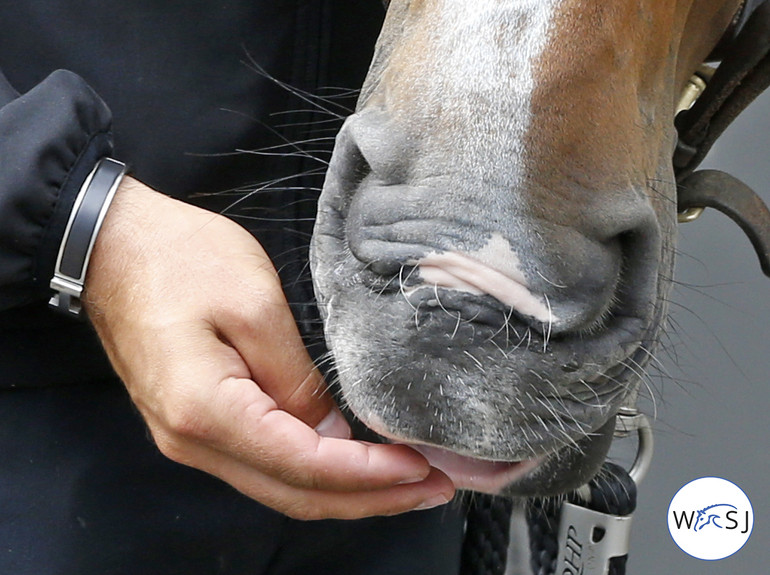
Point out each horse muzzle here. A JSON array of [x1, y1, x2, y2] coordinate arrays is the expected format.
[[310, 110, 668, 496]]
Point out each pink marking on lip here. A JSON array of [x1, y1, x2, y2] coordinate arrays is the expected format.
[[413, 250, 556, 324]]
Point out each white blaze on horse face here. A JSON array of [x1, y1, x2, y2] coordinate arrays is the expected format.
[[413, 0, 561, 167], [396, 1, 563, 325], [438, 0, 557, 95], [411, 234, 557, 324], [373, 0, 565, 181]]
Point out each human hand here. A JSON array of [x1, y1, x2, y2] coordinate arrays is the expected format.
[[83, 176, 455, 519]]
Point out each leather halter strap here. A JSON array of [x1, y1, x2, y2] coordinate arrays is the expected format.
[[675, 0, 770, 177], [675, 0, 770, 277], [678, 170, 770, 275]]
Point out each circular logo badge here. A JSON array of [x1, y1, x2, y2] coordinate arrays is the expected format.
[[667, 477, 754, 560]]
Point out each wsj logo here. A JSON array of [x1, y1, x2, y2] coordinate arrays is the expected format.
[[667, 477, 754, 560], [671, 503, 751, 534]]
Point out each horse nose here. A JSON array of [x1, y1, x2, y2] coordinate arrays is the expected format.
[[326, 111, 438, 274], [321, 111, 659, 335]]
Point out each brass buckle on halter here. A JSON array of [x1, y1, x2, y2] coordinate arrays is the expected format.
[[678, 206, 705, 223], [676, 68, 711, 115], [674, 66, 770, 280], [676, 68, 712, 224], [674, 65, 770, 276]]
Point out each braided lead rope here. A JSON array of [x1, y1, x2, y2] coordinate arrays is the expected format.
[[525, 463, 638, 575], [459, 409, 649, 575], [460, 494, 515, 575]]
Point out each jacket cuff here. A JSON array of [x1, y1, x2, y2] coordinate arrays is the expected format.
[[0, 69, 114, 310]]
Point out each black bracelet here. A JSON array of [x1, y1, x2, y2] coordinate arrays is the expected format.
[[49, 157, 126, 317]]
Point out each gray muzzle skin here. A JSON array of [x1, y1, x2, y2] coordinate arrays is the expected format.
[[310, 109, 668, 496]]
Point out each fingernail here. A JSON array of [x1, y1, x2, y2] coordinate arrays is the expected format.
[[414, 494, 451, 511], [397, 475, 428, 486], [314, 407, 352, 439]]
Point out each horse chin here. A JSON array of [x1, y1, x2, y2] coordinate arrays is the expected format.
[[498, 417, 617, 497], [354, 410, 617, 497]]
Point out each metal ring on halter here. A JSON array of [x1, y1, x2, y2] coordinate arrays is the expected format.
[[614, 407, 654, 485]]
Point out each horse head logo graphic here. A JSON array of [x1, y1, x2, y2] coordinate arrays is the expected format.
[[694, 504, 738, 532]]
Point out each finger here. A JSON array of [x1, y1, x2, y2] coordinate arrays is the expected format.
[[217, 457, 455, 521], [212, 263, 334, 429], [183, 375, 439, 492], [157, 436, 455, 520], [313, 405, 353, 439], [126, 324, 352, 491]]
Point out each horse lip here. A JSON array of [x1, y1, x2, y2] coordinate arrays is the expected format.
[[406, 443, 543, 493], [405, 286, 517, 328], [363, 417, 543, 493], [409, 246, 558, 326]]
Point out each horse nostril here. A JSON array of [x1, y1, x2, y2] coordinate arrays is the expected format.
[[320, 112, 427, 280], [368, 258, 405, 277], [343, 110, 412, 186]]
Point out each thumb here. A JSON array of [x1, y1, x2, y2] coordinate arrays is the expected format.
[[212, 257, 347, 436]]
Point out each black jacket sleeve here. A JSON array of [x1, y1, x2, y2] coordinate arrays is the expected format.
[[0, 69, 114, 311]]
